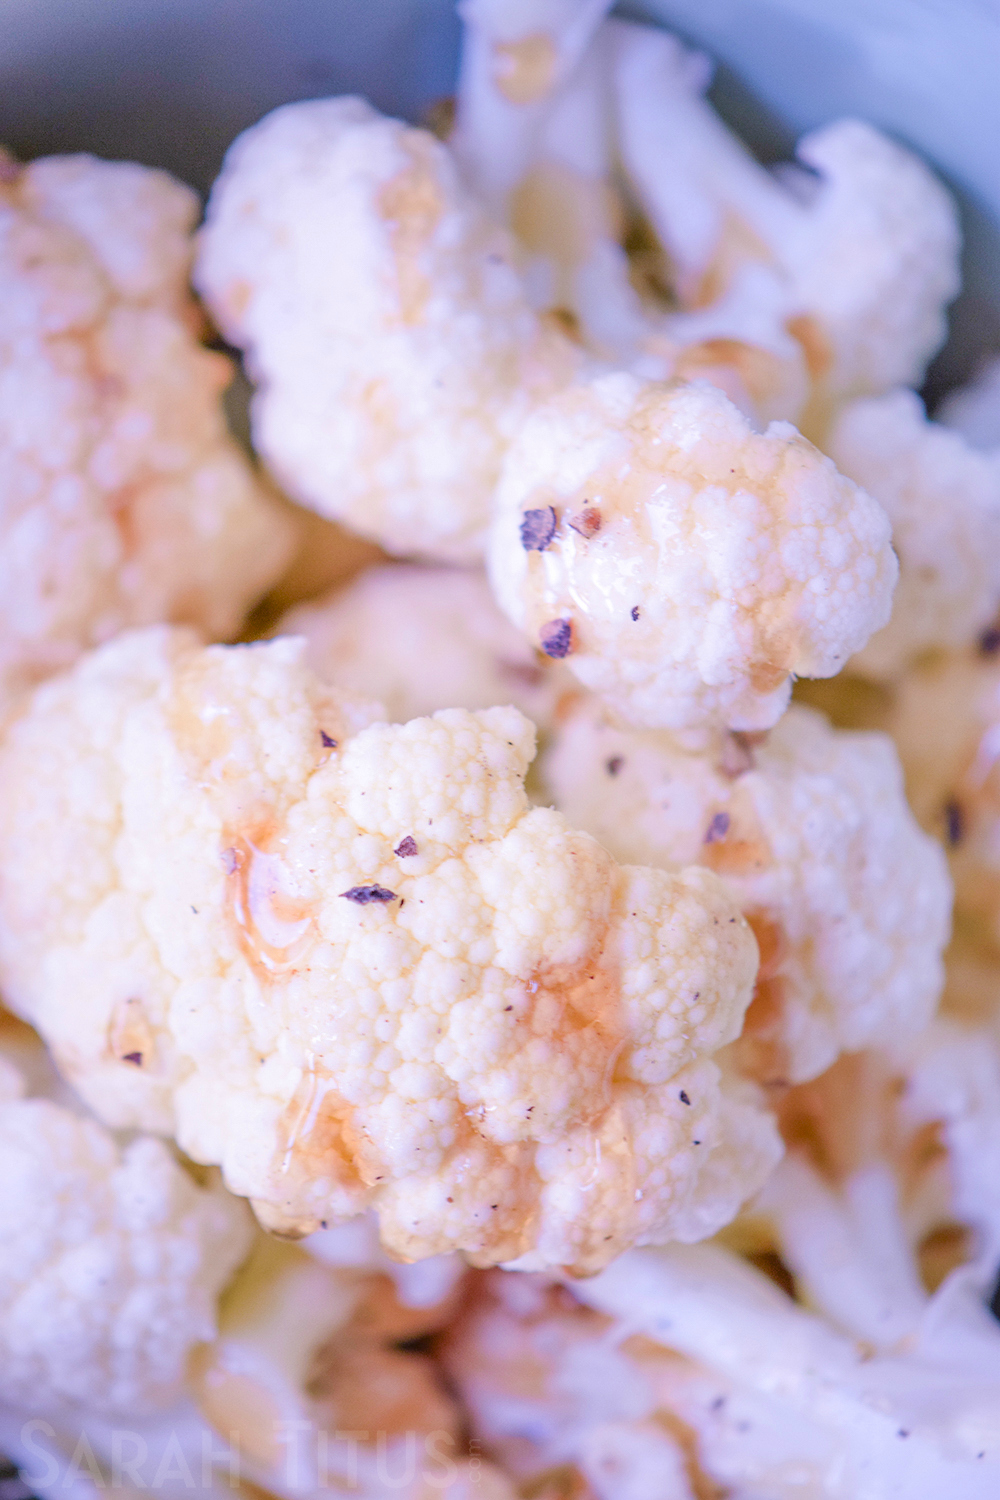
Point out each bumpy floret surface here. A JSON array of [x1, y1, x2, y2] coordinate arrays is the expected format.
[[0, 627, 777, 1274], [488, 373, 897, 738], [544, 699, 951, 1085], [0, 151, 295, 718], [0, 1051, 252, 1417], [195, 97, 577, 563]]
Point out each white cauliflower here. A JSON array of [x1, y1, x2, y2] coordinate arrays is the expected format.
[[939, 356, 1000, 452], [574, 1241, 1000, 1499], [195, 96, 578, 563], [453, 0, 663, 371], [488, 373, 897, 739], [0, 1047, 252, 1417], [275, 564, 572, 731], [610, 20, 961, 425], [0, 626, 778, 1274], [543, 699, 951, 1085], [454, 10, 810, 418], [0, 150, 296, 718], [446, 1032, 1000, 1500], [826, 389, 1000, 679], [3, 1232, 502, 1500]]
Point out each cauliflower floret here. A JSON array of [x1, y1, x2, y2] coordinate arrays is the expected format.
[[195, 97, 578, 563], [488, 373, 897, 739], [275, 564, 572, 731], [756, 1037, 1000, 1358], [573, 1240, 1000, 1498], [0, 627, 777, 1274], [0, 1049, 252, 1417], [0, 151, 296, 717], [453, 0, 662, 372], [610, 21, 960, 426], [454, 10, 810, 419], [939, 356, 1000, 452], [543, 699, 951, 1085], [826, 389, 1000, 679]]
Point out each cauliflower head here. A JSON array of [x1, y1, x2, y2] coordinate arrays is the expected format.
[[0, 627, 777, 1274], [610, 22, 960, 423], [0, 150, 296, 718], [0, 1049, 252, 1417], [488, 372, 897, 738], [195, 96, 577, 563], [827, 389, 1000, 680], [543, 699, 951, 1086], [275, 563, 572, 732]]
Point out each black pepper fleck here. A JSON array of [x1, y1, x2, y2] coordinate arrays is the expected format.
[[606, 756, 624, 777], [944, 799, 965, 847], [679, 1090, 691, 1106], [122, 1052, 143, 1067], [704, 811, 731, 844], [631, 605, 640, 621], [340, 884, 398, 905], [979, 626, 1000, 656], [320, 730, 338, 748], [520, 506, 558, 551], [540, 618, 573, 658], [394, 835, 419, 858]]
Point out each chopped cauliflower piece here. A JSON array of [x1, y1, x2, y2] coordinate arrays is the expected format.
[[195, 97, 578, 563], [275, 564, 572, 730], [939, 356, 1000, 452], [0, 1048, 252, 1417], [488, 372, 897, 738], [0, 627, 777, 1273], [826, 389, 1000, 679], [610, 20, 961, 425], [543, 698, 951, 1085], [0, 150, 296, 718], [455, 11, 811, 416], [572, 1241, 1000, 1498]]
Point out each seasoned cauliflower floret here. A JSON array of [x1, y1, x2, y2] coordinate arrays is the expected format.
[[195, 96, 577, 563], [827, 389, 1000, 679], [0, 627, 778, 1274], [543, 700, 951, 1086], [611, 22, 960, 428], [0, 1049, 252, 1417], [488, 373, 897, 739], [0, 150, 296, 717], [276, 563, 572, 731]]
